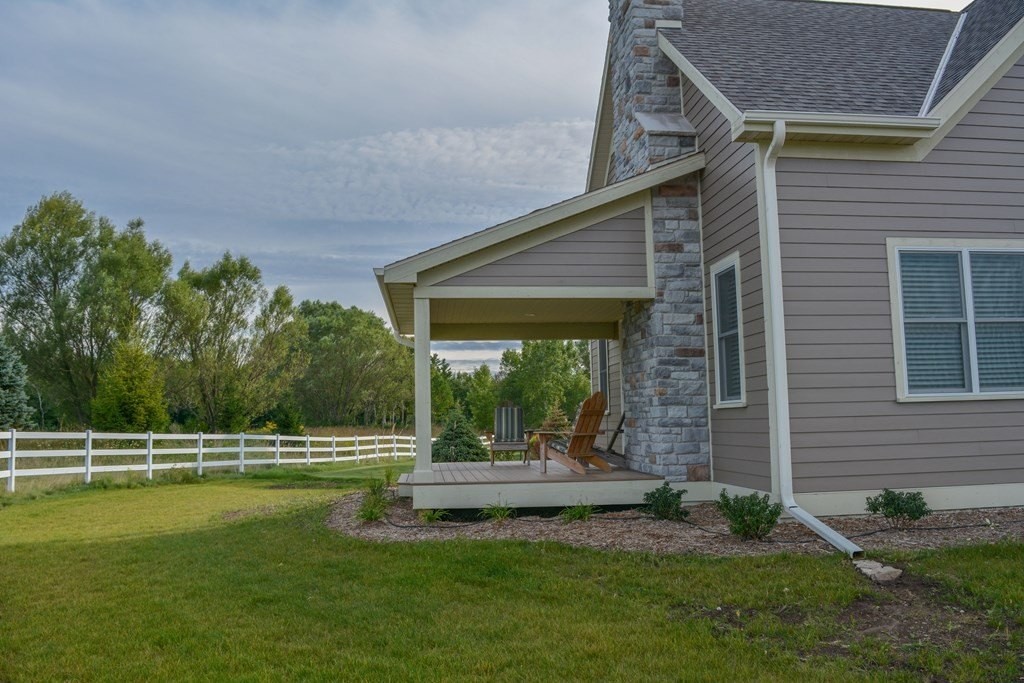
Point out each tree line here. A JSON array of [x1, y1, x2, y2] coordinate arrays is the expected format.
[[0, 192, 590, 434]]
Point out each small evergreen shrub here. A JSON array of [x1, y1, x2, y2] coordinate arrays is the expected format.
[[383, 467, 397, 489], [865, 489, 931, 529], [559, 503, 598, 523], [432, 409, 489, 462], [480, 501, 515, 523], [715, 491, 783, 540], [418, 508, 449, 524], [642, 483, 689, 521]]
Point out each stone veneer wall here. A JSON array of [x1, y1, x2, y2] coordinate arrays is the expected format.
[[620, 177, 710, 481]]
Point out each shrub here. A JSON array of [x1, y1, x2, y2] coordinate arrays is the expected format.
[[418, 508, 449, 524], [559, 503, 598, 523], [643, 483, 689, 521], [480, 501, 515, 523], [383, 467, 397, 489], [715, 491, 783, 540], [432, 409, 489, 463], [865, 489, 931, 529]]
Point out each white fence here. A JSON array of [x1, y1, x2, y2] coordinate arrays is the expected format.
[[0, 430, 416, 493]]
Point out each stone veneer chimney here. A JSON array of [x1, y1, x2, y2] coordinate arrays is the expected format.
[[608, 0, 710, 483], [607, 0, 694, 182]]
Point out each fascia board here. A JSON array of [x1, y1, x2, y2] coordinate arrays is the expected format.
[[586, 43, 614, 193], [657, 32, 743, 127]]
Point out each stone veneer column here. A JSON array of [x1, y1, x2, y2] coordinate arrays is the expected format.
[[620, 178, 710, 482], [603, 0, 708, 481]]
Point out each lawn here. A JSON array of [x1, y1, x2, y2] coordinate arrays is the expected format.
[[1, 464, 1020, 682]]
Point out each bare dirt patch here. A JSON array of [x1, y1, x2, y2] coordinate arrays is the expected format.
[[326, 492, 1024, 557], [687, 572, 1016, 679]]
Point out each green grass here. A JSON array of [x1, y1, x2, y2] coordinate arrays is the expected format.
[[1, 466, 1020, 681]]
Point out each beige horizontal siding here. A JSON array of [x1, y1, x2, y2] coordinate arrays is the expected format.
[[684, 77, 771, 492], [777, 56, 1024, 494], [440, 208, 647, 287]]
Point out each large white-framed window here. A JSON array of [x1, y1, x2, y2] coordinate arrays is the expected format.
[[888, 238, 1024, 402], [710, 252, 745, 407]]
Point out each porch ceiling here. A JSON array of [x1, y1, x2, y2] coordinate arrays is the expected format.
[[429, 297, 627, 341]]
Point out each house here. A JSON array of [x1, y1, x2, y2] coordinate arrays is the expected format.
[[376, 0, 1024, 552]]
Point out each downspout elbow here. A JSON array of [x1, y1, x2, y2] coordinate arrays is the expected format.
[[762, 120, 863, 558]]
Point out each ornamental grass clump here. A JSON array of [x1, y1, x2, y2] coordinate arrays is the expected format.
[[480, 501, 516, 523], [358, 478, 391, 523], [642, 483, 689, 521], [559, 503, 598, 523], [418, 508, 450, 524], [865, 489, 932, 529], [715, 491, 783, 540]]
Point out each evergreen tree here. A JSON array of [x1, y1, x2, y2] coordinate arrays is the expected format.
[[432, 408, 488, 462], [0, 339, 33, 429], [92, 340, 169, 432]]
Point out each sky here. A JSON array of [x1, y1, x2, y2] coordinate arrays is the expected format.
[[0, 0, 968, 371]]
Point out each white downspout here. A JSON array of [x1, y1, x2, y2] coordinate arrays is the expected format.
[[761, 120, 863, 558]]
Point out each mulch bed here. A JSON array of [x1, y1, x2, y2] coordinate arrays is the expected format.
[[325, 492, 1024, 557]]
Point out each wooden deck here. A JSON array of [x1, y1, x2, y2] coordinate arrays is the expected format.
[[398, 460, 664, 509]]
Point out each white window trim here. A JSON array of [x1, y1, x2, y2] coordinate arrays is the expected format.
[[710, 252, 746, 408], [887, 237, 1024, 403]]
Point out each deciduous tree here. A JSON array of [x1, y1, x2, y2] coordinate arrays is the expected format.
[[159, 253, 307, 432]]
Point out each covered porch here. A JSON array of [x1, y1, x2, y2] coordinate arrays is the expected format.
[[375, 154, 706, 509]]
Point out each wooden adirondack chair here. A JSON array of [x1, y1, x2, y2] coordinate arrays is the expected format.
[[535, 391, 612, 475]]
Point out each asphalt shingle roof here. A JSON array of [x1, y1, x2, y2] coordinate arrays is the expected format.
[[934, 0, 1024, 105], [661, 0, 1023, 117]]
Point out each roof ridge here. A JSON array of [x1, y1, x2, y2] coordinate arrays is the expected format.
[[763, 0, 958, 14]]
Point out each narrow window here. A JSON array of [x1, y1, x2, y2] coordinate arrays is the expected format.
[[711, 254, 744, 405], [894, 244, 1024, 399], [597, 339, 609, 397]]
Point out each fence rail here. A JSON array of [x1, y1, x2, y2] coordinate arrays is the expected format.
[[0, 430, 416, 493]]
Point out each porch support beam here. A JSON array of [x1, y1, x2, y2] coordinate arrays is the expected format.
[[431, 322, 619, 341], [413, 297, 434, 483]]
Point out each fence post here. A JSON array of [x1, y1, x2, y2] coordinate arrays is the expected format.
[[275, 434, 281, 466], [393, 434, 398, 461], [331, 435, 337, 463], [305, 434, 311, 465], [239, 433, 246, 474], [84, 429, 93, 484], [374, 434, 380, 462], [197, 432, 204, 476], [6, 429, 15, 493], [146, 431, 154, 480], [355, 435, 360, 464]]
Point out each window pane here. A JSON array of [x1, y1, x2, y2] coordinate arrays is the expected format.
[[900, 251, 964, 319], [970, 252, 1024, 318], [719, 333, 741, 401], [905, 322, 968, 392], [598, 340, 609, 397], [715, 267, 738, 334], [976, 322, 1024, 391]]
